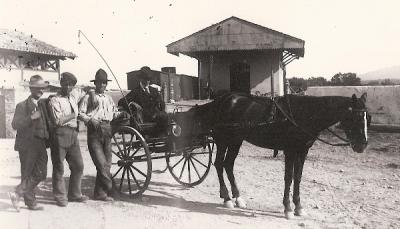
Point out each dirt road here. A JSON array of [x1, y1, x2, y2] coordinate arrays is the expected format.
[[0, 131, 399, 229]]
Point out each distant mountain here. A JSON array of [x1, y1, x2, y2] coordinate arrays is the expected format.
[[358, 65, 400, 81]]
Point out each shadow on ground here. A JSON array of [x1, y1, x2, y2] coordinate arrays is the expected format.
[[0, 175, 283, 219]]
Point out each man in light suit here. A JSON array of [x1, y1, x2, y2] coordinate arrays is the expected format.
[[49, 72, 88, 207], [79, 69, 128, 201]]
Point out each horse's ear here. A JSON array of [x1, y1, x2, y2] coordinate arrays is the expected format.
[[351, 94, 357, 102], [360, 92, 367, 104]]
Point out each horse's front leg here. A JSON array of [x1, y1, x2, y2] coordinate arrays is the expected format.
[[293, 149, 308, 216], [283, 151, 295, 219], [224, 143, 246, 208], [214, 143, 232, 208]]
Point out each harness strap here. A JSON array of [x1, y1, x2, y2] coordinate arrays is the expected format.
[[326, 128, 351, 143], [273, 99, 350, 147]]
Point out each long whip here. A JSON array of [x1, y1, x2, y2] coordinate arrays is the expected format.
[[78, 30, 132, 115]]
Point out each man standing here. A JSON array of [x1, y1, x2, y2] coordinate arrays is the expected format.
[[8, 75, 49, 211], [118, 66, 168, 133], [49, 72, 88, 207], [79, 69, 127, 201]]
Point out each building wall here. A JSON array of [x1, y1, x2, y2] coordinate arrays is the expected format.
[[0, 95, 5, 137], [198, 51, 283, 97], [306, 86, 400, 126], [0, 88, 15, 138], [126, 70, 198, 102]]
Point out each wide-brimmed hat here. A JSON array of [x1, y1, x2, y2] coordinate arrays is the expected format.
[[91, 68, 111, 82], [137, 66, 152, 80], [29, 75, 49, 88], [60, 72, 77, 86]]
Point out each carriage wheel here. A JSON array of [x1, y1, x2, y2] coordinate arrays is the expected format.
[[111, 126, 152, 198], [166, 136, 214, 187]]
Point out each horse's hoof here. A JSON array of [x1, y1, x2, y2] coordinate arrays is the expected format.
[[235, 197, 247, 209], [294, 208, 307, 216], [224, 200, 235, 209], [284, 211, 294, 220]]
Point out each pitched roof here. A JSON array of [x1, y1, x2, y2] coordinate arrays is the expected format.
[[0, 28, 76, 59], [167, 16, 305, 58]]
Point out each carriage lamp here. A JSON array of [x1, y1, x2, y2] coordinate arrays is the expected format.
[[171, 123, 182, 137]]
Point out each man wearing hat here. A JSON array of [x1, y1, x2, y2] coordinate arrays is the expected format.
[[8, 75, 49, 211], [49, 72, 89, 207], [79, 69, 128, 201], [118, 66, 168, 133]]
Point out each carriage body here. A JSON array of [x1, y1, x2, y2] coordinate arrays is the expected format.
[[110, 111, 214, 198]]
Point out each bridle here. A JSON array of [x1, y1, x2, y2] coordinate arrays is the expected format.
[[342, 108, 369, 144]]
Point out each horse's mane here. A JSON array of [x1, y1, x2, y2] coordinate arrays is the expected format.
[[188, 93, 353, 127], [284, 95, 351, 112]]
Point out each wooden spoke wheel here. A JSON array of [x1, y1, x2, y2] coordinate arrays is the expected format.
[[111, 126, 152, 198], [166, 137, 214, 187]]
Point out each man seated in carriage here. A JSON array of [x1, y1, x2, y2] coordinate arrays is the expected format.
[[118, 66, 168, 135]]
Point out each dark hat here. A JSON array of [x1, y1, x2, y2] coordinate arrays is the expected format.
[[60, 72, 77, 86], [29, 75, 49, 88], [137, 66, 152, 80], [91, 68, 111, 82]]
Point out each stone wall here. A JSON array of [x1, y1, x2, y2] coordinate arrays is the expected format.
[[306, 86, 400, 126], [0, 88, 15, 138]]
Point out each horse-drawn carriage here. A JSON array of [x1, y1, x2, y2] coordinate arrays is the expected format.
[[110, 108, 215, 198]]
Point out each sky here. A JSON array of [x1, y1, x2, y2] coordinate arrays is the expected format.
[[1, 0, 400, 89]]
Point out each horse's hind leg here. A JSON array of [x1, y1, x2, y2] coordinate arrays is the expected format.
[[293, 149, 308, 216], [224, 142, 246, 208], [214, 142, 232, 208], [283, 150, 295, 219]]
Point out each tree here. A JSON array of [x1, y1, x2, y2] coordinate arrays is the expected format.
[[330, 72, 361, 86], [307, 77, 329, 87], [288, 77, 307, 93], [381, 78, 395, 85]]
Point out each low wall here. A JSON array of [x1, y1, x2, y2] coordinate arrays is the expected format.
[[306, 86, 400, 126], [0, 88, 15, 138]]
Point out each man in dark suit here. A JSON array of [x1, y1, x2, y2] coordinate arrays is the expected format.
[[118, 66, 168, 133], [8, 75, 49, 211]]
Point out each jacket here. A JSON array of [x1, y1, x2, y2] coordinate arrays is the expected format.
[[118, 86, 165, 122], [12, 96, 50, 151]]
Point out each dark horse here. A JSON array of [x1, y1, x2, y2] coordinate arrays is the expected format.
[[176, 92, 369, 219]]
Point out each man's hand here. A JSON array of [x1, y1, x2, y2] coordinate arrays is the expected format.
[[30, 110, 41, 120], [118, 111, 130, 120], [89, 118, 101, 130]]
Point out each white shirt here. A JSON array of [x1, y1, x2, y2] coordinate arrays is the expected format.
[[79, 92, 120, 122]]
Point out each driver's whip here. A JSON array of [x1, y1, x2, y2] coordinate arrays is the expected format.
[[78, 30, 133, 116]]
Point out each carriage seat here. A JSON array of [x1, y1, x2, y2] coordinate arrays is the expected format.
[[137, 122, 158, 135]]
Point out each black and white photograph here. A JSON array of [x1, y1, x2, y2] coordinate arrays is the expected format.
[[0, 0, 399, 228]]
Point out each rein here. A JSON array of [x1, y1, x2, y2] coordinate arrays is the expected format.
[[273, 99, 351, 147]]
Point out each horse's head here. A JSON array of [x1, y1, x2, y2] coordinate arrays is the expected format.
[[340, 93, 370, 153]]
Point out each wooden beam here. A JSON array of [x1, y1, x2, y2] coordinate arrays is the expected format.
[[285, 56, 298, 66], [198, 60, 201, 100], [208, 54, 213, 99], [56, 59, 61, 81], [270, 66, 274, 97]]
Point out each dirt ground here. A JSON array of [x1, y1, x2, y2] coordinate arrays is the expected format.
[[0, 130, 399, 229]]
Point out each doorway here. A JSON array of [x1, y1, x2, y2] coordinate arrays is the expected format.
[[230, 63, 250, 94]]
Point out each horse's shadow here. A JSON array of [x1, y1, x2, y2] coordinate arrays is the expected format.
[[117, 182, 285, 219], [0, 175, 283, 219]]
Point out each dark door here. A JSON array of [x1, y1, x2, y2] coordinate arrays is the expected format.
[[230, 63, 250, 94]]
